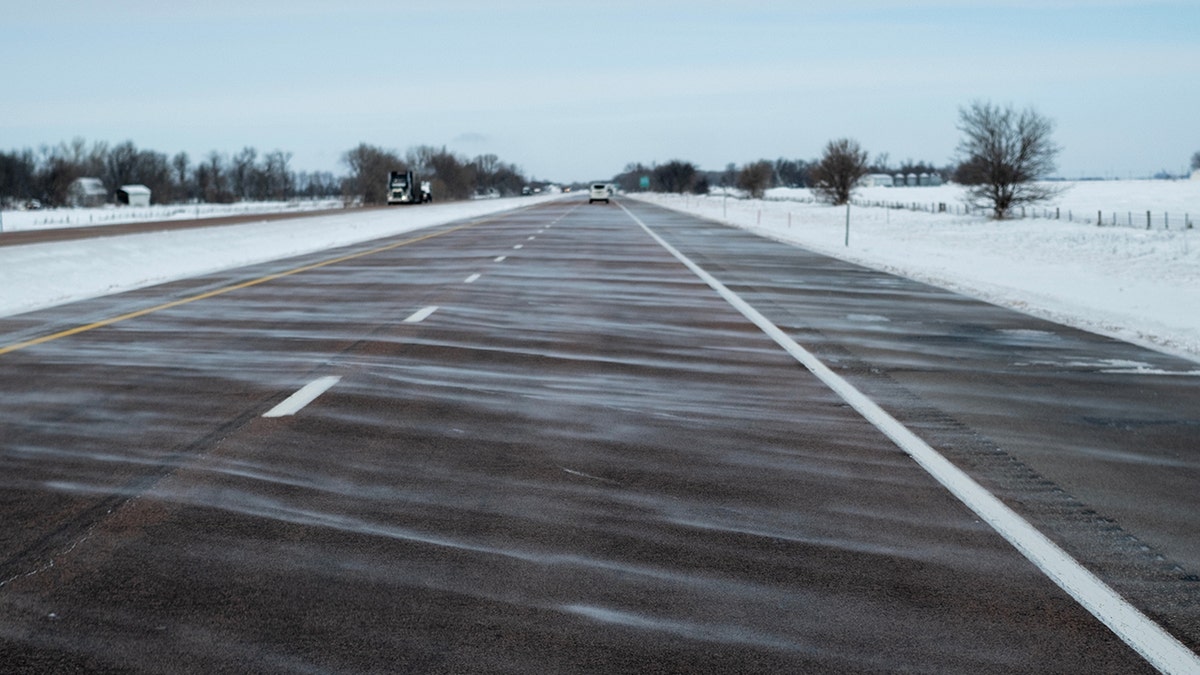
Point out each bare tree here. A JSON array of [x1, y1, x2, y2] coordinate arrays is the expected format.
[[171, 152, 191, 201], [129, 149, 174, 203], [955, 101, 1062, 219], [472, 154, 527, 197], [653, 160, 698, 194], [105, 141, 140, 197], [343, 143, 404, 204], [198, 151, 232, 203], [0, 149, 37, 205], [230, 147, 259, 200], [811, 138, 869, 205], [295, 171, 339, 198], [736, 160, 773, 198], [409, 145, 475, 201], [37, 152, 81, 207], [263, 150, 293, 200], [1191, 150, 1200, 172], [774, 158, 812, 188]]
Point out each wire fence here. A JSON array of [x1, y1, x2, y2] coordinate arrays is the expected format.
[[849, 199, 1194, 230]]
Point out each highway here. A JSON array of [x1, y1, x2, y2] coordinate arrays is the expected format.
[[0, 196, 1197, 673]]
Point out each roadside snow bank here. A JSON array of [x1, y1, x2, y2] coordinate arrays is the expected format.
[[0, 199, 347, 233]]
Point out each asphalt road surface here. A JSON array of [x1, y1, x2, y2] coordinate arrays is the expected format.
[[0, 197, 1197, 673]]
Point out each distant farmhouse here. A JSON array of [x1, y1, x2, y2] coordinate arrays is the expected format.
[[117, 184, 151, 207], [67, 177, 107, 207]]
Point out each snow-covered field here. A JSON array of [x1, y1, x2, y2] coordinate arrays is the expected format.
[[769, 180, 1198, 228], [632, 179, 1200, 363], [1, 180, 1197, 364]]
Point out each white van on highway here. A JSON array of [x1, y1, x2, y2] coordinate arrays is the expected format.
[[588, 183, 610, 204]]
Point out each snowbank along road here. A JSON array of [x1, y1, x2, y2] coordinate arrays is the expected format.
[[0, 197, 1197, 673]]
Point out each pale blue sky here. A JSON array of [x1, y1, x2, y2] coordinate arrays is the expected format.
[[3, 0, 1197, 182]]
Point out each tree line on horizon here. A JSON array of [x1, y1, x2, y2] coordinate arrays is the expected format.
[[612, 101, 1195, 219], [611, 156, 949, 200], [0, 140, 531, 209]]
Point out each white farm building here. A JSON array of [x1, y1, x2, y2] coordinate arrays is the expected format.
[[67, 177, 108, 207], [117, 184, 151, 207]]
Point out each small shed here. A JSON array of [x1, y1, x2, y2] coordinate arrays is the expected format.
[[117, 184, 151, 207], [67, 177, 108, 207]]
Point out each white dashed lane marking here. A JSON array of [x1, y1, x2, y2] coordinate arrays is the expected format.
[[263, 376, 342, 418]]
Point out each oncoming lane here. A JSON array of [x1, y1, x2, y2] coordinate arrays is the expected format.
[[0, 197, 1183, 672]]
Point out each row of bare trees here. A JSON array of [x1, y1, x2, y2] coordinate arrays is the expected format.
[[0, 139, 339, 208], [805, 101, 1064, 217], [2, 139, 530, 209], [615, 101, 1064, 219]]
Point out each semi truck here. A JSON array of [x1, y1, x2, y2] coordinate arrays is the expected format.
[[387, 170, 432, 205]]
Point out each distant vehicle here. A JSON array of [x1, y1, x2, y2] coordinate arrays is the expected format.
[[588, 183, 610, 204], [387, 170, 430, 205], [521, 186, 532, 196]]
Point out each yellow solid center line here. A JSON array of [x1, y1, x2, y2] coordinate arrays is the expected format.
[[0, 219, 485, 357]]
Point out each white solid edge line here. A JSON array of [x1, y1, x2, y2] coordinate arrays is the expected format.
[[619, 202, 1200, 674], [404, 305, 439, 323], [263, 376, 342, 418]]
